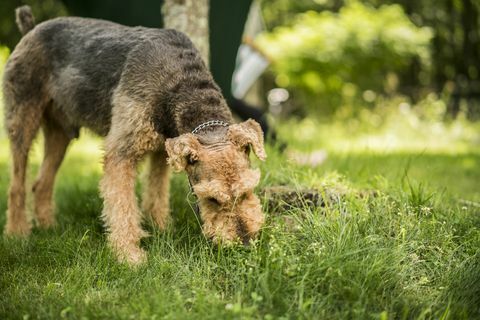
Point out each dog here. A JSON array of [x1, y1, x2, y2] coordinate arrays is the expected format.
[[3, 6, 266, 265]]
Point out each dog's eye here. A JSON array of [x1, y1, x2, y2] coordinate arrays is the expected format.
[[207, 197, 221, 206]]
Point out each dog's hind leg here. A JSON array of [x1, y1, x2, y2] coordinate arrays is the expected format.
[[4, 102, 44, 236], [32, 115, 71, 228], [142, 150, 171, 230], [3, 32, 52, 236]]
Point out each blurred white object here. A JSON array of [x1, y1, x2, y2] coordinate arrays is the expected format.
[[231, 1, 269, 100], [287, 149, 329, 167], [267, 88, 289, 115], [267, 88, 289, 105], [232, 44, 269, 99]]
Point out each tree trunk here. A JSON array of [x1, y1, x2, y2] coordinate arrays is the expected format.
[[162, 0, 210, 67]]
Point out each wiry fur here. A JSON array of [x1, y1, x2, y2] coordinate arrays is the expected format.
[[165, 119, 266, 245], [3, 7, 266, 265]]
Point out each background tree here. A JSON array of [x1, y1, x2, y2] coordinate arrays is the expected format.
[[162, 0, 210, 66]]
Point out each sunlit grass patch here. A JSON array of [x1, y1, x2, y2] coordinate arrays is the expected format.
[[277, 104, 480, 154]]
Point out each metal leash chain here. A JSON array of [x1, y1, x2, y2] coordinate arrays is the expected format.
[[191, 120, 229, 135]]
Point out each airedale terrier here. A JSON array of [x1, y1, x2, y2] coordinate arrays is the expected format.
[[3, 6, 266, 265]]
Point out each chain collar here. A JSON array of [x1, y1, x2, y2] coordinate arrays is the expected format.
[[188, 120, 229, 215], [191, 120, 229, 134]]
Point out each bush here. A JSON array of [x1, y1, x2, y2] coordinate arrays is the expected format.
[[257, 1, 433, 114]]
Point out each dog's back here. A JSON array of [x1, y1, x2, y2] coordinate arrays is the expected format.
[[4, 12, 229, 137]]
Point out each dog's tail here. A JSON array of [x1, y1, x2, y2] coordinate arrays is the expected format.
[[15, 5, 36, 36]]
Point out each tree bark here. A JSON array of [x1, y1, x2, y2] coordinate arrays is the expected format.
[[162, 0, 210, 67]]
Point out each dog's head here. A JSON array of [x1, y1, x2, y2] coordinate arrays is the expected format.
[[165, 119, 266, 244]]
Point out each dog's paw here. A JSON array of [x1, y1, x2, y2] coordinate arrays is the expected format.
[[150, 212, 171, 231], [142, 201, 171, 231], [117, 246, 147, 266], [4, 220, 32, 237], [35, 212, 56, 229]]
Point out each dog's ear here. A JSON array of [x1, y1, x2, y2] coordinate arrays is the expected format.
[[228, 119, 267, 161], [165, 133, 201, 172]]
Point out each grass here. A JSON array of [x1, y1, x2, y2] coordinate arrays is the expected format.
[[0, 83, 479, 318]]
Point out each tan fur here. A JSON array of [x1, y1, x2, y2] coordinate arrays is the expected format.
[[32, 121, 71, 228], [109, 93, 163, 159], [99, 95, 163, 265], [165, 134, 201, 172], [165, 121, 266, 245], [100, 154, 148, 265], [4, 103, 47, 236], [142, 151, 171, 229], [5, 146, 32, 237], [228, 119, 267, 161]]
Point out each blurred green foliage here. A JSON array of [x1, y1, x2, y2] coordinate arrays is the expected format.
[[257, 1, 432, 113], [0, 47, 9, 78], [261, 0, 343, 30], [259, 0, 480, 117]]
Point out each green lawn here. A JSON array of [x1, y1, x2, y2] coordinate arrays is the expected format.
[[0, 109, 479, 319]]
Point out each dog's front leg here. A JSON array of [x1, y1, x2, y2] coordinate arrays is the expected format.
[[142, 151, 171, 230], [100, 153, 148, 265]]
